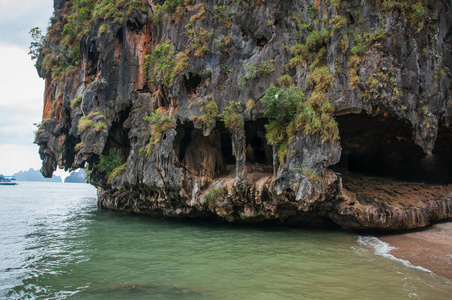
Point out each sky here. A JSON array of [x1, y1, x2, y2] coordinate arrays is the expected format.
[[0, 0, 69, 177]]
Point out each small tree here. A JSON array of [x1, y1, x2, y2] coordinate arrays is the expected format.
[[28, 27, 45, 61], [261, 85, 303, 124]]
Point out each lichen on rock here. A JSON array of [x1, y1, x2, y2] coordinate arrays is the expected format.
[[33, 0, 452, 230]]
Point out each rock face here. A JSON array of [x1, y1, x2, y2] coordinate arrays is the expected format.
[[35, 0, 452, 230]]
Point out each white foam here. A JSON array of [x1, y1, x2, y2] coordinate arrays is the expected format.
[[357, 236, 433, 274]]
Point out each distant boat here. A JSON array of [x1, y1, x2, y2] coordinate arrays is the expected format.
[[0, 176, 17, 185]]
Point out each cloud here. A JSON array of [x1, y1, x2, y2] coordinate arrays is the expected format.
[[0, 0, 54, 48], [0, 105, 39, 145], [0, 45, 45, 108], [0, 144, 42, 175], [0, 1, 71, 177], [0, 44, 44, 147], [0, 17, 47, 172]]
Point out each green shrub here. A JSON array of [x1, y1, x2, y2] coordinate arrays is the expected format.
[[77, 116, 95, 134], [143, 110, 174, 156], [261, 86, 302, 124], [94, 0, 147, 23], [222, 65, 232, 75], [286, 28, 330, 70], [213, 5, 233, 27], [97, 24, 111, 36], [331, 15, 347, 33], [238, 60, 275, 88], [378, 0, 431, 31], [34, 128, 45, 139], [143, 41, 188, 87], [307, 66, 333, 92], [246, 99, 255, 111], [214, 35, 232, 53], [303, 169, 319, 183], [191, 96, 218, 127], [205, 187, 226, 205], [107, 162, 128, 184], [262, 85, 338, 164], [77, 111, 106, 134], [86, 111, 105, 119], [71, 96, 82, 109], [173, 52, 189, 79], [97, 150, 122, 177], [75, 142, 85, 151], [277, 75, 294, 88], [187, 26, 212, 57], [305, 29, 330, 49], [153, 0, 189, 23], [144, 41, 176, 86], [221, 101, 242, 132], [287, 44, 311, 69], [331, 0, 341, 8], [97, 150, 127, 184], [204, 99, 219, 127], [95, 122, 107, 131]]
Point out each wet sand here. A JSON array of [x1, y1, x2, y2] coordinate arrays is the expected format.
[[379, 220, 452, 280]]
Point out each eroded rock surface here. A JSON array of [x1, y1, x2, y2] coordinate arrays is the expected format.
[[35, 0, 452, 230]]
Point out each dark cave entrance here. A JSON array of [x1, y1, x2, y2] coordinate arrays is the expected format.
[[332, 113, 452, 184], [184, 73, 202, 96], [103, 108, 132, 161], [244, 119, 273, 167], [174, 124, 193, 163], [174, 119, 274, 178], [216, 121, 236, 165], [174, 121, 234, 178]]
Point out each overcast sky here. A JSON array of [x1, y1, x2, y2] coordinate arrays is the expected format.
[[0, 0, 60, 176]]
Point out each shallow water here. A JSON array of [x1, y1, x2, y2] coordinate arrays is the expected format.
[[1, 182, 451, 299]]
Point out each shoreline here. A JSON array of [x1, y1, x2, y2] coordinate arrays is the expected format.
[[378, 220, 452, 280]]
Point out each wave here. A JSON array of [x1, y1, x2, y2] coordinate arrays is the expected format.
[[357, 236, 433, 274]]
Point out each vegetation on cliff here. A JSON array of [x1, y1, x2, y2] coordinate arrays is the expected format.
[[97, 150, 128, 184], [32, 0, 452, 230], [30, 0, 147, 82], [141, 111, 175, 157], [261, 85, 338, 164]]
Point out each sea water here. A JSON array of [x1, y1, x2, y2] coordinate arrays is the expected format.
[[1, 182, 451, 299]]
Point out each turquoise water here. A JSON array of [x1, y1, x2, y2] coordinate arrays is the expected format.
[[1, 182, 451, 299]]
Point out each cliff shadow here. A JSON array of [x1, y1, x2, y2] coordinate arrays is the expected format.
[[332, 113, 452, 184], [174, 121, 234, 181], [173, 118, 275, 182], [244, 119, 273, 170]]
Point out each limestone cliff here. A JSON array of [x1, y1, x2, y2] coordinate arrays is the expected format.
[[34, 0, 452, 230]]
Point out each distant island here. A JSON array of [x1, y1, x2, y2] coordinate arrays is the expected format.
[[14, 168, 62, 182], [64, 170, 87, 183], [12, 168, 87, 183]]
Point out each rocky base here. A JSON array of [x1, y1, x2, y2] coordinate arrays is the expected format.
[[98, 167, 452, 231], [330, 173, 452, 230]]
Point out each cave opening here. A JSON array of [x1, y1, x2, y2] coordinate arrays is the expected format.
[[332, 113, 452, 184], [86, 46, 99, 77], [216, 121, 236, 165], [103, 107, 132, 162], [244, 119, 273, 167], [126, 19, 143, 33], [257, 36, 269, 49], [184, 73, 202, 96], [174, 123, 193, 163], [174, 121, 234, 178]]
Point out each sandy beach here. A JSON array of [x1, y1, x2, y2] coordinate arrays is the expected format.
[[379, 220, 452, 280]]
